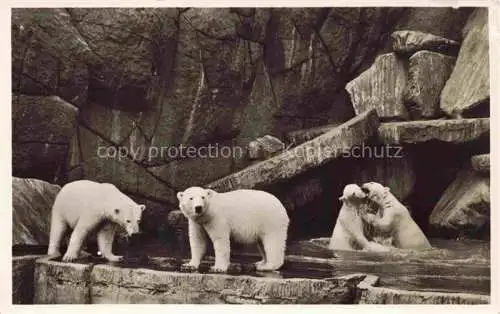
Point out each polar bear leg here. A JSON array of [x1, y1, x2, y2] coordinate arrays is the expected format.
[[256, 231, 286, 271], [62, 216, 99, 262], [184, 222, 207, 269], [255, 240, 267, 268], [97, 224, 122, 262], [47, 213, 67, 258], [209, 231, 230, 272]]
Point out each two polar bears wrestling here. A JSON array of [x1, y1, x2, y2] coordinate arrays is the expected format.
[[329, 182, 431, 252], [47, 180, 146, 262], [177, 187, 289, 272]]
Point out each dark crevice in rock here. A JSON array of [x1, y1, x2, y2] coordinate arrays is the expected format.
[[124, 189, 177, 208], [313, 28, 337, 72], [461, 98, 490, 119]]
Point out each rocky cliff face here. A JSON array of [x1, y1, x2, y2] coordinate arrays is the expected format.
[[13, 7, 484, 241]]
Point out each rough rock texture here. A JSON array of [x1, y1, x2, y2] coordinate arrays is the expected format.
[[67, 125, 177, 205], [34, 258, 93, 304], [34, 258, 362, 304], [357, 275, 489, 304], [404, 51, 455, 119], [391, 30, 460, 55], [345, 53, 408, 120], [90, 264, 360, 304], [12, 95, 79, 182], [378, 118, 489, 144], [207, 109, 380, 192], [429, 169, 490, 238], [247, 135, 285, 160], [351, 154, 415, 201], [12, 177, 61, 246], [148, 153, 234, 191], [471, 154, 490, 173], [285, 123, 340, 146], [13, 255, 45, 304], [12, 7, 407, 189], [440, 8, 489, 117], [389, 7, 473, 42]]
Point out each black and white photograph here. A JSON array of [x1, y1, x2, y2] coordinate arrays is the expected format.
[[9, 5, 493, 306]]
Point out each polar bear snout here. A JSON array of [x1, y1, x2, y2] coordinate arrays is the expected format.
[[125, 222, 141, 236], [194, 205, 203, 214], [340, 184, 366, 201]]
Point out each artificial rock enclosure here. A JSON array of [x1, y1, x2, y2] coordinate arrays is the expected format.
[[12, 7, 490, 304]]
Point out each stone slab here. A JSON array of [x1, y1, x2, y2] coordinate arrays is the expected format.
[[207, 109, 380, 191]]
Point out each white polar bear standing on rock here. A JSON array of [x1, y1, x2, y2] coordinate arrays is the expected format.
[[361, 182, 432, 250], [47, 180, 146, 262], [177, 187, 290, 272], [329, 184, 391, 252]]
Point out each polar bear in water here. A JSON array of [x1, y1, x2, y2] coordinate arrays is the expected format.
[[329, 184, 391, 252], [361, 182, 432, 250]]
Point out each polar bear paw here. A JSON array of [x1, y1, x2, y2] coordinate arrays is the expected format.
[[363, 241, 391, 253], [362, 213, 377, 224], [62, 251, 80, 262], [47, 252, 62, 260], [106, 254, 123, 262], [180, 261, 200, 272], [209, 265, 229, 273]]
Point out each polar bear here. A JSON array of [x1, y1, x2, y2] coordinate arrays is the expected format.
[[47, 180, 146, 262], [329, 184, 391, 252], [177, 186, 289, 272], [361, 182, 432, 250]]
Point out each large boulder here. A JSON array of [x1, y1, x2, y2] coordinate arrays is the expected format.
[[429, 169, 490, 238], [404, 51, 456, 119], [208, 109, 380, 191], [247, 135, 285, 160], [13, 95, 78, 143], [12, 95, 79, 182], [471, 154, 490, 173], [378, 118, 489, 144], [147, 154, 234, 191], [67, 125, 177, 206], [12, 177, 61, 246], [390, 7, 472, 42], [391, 30, 460, 55], [440, 8, 489, 117], [345, 53, 408, 121], [351, 154, 415, 201]]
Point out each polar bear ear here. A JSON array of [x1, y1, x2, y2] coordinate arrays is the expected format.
[[176, 192, 184, 202], [384, 186, 391, 192], [138, 204, 146, 211], [338, 196, 345, 201], [206, 189, 215, 198]]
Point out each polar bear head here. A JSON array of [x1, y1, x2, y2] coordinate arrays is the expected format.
[[177, 186, 215, 220], [101, 184, 146, 237], [111, 202, 146, 236], [361, 182, 390, 205], [339, 184, 367, 205]]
